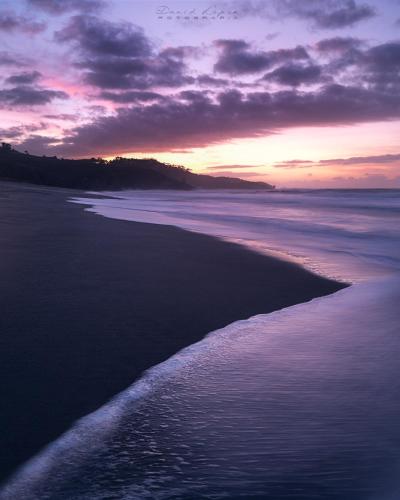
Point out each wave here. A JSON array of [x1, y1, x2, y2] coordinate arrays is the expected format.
[[2, 275, 400, 499], [70, 189, 400, 283], [2, 189, 400, 499]]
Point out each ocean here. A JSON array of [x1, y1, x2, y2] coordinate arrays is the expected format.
[[1, 189, 400, 499], [76, 189, 400, 283]]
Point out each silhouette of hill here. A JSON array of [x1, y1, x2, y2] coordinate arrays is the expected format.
[[0, 143, 274, 190]]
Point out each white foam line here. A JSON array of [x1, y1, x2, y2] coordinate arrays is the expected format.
[[0, 284, 352, 499], [70, 194, 351, 284], [1, 192, 363, 497]]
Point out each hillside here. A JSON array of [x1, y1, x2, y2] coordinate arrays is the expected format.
[[0, 143, 274, 191]]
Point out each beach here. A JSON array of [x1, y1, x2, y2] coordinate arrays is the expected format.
[[1, 1, 399, 496], [0, 181, 344, 484]]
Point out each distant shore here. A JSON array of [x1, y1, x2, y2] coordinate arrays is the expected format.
[[0, 181, 344, 484], [0, 144, 274, 191]]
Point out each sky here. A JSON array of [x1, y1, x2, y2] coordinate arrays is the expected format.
[[0, 0, 399, 187]]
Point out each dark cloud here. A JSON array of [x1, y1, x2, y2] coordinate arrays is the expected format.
[[0, 10, 45, 34], [0, 86, 68, 106], [316, 36, 364, 54], [44, 113, 78, 120], [214, 39, 309, 75], [55, 15, 152, 57], [81, 49, 194, 89], [364, 42, 400, 72], [86, 104, 107, 114], [27, 0, 104, 14], [275, 0, 375, 29], [0, 127, 25, 139], [15, 135, 61, 153], [262, 63, 323, 86], [78, 57, 148, 88], [310, 40, 400, 91], [224, 0, 375, 29], [317, 40, 400, 83], [197, 74, 230, 87], [0, 52, 25, 66], [98, 90, 164, 103], [0, 123, 46, 139], [214, 39, 272, 74], [179, 90, 212, 103], [5, 71, 42, 85], [23, 83, 400, 157], [56, 16, 194, 90], [350, 42, 400, 91]]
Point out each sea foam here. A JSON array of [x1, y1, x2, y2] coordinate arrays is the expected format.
[[2, 189, 400, 499]]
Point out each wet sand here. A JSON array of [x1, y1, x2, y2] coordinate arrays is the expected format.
[[0, 181, 345, 483]]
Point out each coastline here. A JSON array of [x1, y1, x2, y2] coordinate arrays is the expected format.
[[0, 181, 345, 483]]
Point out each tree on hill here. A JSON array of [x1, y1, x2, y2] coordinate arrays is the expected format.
[[0, 144, 275, 191]]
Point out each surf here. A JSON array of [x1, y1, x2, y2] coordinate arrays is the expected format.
[[2, 188, 400, 499]]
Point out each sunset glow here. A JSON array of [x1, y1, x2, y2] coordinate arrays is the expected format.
[[1, 0, 399, 187]]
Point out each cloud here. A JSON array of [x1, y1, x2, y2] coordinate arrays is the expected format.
[[98, 90, 163, 103], [221, 0, 375, 29], [274, 153, 400, 168], [363, 42, 400, 79], [315, 36, 364, 54], [275, 0, 375, 29], [55, 16, 194, 89], [0, 127, 27, 139], [81, 49, 195, 89], [197, 74, 231, 87], [43, 113, 78, 120], [5, 71, 42, 85], [214, 40, 272, 74], [206, 170, 267, 177], [20, 83, 400, 157], [320, 153, 400, 165], [27, 0, 104, 14], [0, 52, 26, 66], [310, 40, 400, 91], [344, 41, 400, 91], [78, 58, 149, 89], [8, 11, 399, 158], [274, 160, 315, 168], [55, 15, 151, 57], [0, 123, 47, 139], [14, 134, 62, 152], [0, 10, 45, 34], [179, 90, 212, 103], [262, 63, 323, 86], [214, 39, 309, 74], [0, 86, 68, 106], [206, 164, 263, 170]]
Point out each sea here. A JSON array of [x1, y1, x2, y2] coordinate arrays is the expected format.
[[1, 189, 400, 500]]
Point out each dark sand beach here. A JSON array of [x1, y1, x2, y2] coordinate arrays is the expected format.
[[0, 181, 345, 483]]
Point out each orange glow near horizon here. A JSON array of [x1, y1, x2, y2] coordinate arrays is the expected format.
[[103, 120, 400, 188], [2, 0, 400, 189]]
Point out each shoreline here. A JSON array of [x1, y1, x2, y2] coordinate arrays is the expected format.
[[5, 275, 398, 500], [0, 181, 346, 483]]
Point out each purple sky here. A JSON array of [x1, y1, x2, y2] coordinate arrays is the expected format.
[[0, 0, 400, 187]]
